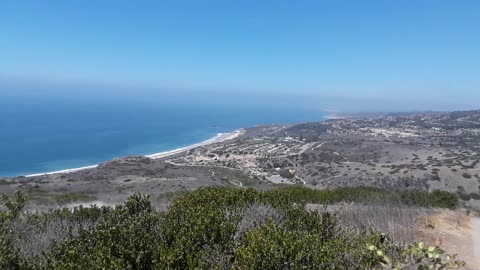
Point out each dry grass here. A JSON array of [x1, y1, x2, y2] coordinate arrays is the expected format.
[[9, 215, 100, 260], [417, 210, 480, 269], [308, 202, 430, 244], [234, 203, 285, 241]]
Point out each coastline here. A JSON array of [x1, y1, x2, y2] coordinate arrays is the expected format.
[[25, 129, 244, 178], [146, 130, 243, 159], [324, 114, 345, 120]]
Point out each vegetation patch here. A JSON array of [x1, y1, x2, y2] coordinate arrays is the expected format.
[[457, 192, 480, 201], [0, 179, 12, 185], [51, 193, 96, 205], [0, 187, 464, 269], [279, 169, 295, 179], [265, 186, 459, 209]]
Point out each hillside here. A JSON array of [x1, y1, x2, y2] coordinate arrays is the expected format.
[[1, 110, 479, 210], [0, 187, 468, 269], [1, 110, 480, 269]]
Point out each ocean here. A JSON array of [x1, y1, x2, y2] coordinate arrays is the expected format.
[[0, 92, 326, 177]]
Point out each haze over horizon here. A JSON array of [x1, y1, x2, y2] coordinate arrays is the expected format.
[[1, 1, 479, 111], [3, 3, 480, 267]]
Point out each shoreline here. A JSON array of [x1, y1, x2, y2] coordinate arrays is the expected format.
[[25, 129, 244, 178], [324, 114, 345, 120], [146, 130, 243, 159]]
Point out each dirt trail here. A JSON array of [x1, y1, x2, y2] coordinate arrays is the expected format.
[[474, 218, 480, 261], [418, 210, 480, 269]]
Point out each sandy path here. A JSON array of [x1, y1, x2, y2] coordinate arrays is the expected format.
[[418, 210, 480, 269], [474, 218, 480, 261]]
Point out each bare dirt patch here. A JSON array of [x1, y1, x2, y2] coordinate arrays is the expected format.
[[417, 210, 480, 269]]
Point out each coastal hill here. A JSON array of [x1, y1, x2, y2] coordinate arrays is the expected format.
[[1, 109, 480, 209], [1, 109, 480, 269]]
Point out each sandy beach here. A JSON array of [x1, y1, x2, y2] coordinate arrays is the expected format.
[[25, 165, 99, 177], [25, 129, 244, 177], [324, 114, 345, 120], [146, 129, 243, 159]]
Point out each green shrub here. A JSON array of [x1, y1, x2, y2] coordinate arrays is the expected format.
[[426, 190, 459, 208], [43, 194, 158, 269], [0, 188, 464, 269], [279, 169, 295, 179], [0, 191, 27, 269], [51, 193, 96, 205], [457, 192, 480, 201], [265, 186, 459, 209]]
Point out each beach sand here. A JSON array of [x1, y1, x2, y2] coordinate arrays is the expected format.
[[146, 129, 243, 159], [25, 165, 99, 177], [25, 129, 244, 177]]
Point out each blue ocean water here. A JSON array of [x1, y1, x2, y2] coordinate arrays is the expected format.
[[0, 92, 325, 177]]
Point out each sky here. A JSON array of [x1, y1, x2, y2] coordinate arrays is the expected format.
[[1, 1, 479, 111]]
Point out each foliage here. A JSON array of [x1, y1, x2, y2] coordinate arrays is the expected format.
[[370, 242, 466, 269], [279, 169, 295, 179], [51, 192, 96, 205], [1, 191, 27, 219], [457, 191, 480, 201], [0, 191, 27, 269], [265, 186, 459, 209], [43, 194, 158, 269], [0, 187, 465, 269]]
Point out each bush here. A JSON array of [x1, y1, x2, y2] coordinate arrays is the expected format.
[[0, 188, 464, 269], [426, 190, 460, 208], [265, 186, 459, 209], [51, 193, 96, 204], [0, 191, 28, 269], [279, 169, 295, 179], [457, 192, 480, 201]]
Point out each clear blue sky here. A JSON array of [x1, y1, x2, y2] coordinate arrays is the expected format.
[[1, 1, 479, 111]]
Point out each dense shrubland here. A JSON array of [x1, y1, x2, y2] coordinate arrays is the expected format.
[[0, 186, 464, 269], [265, 186, 459, 209]]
